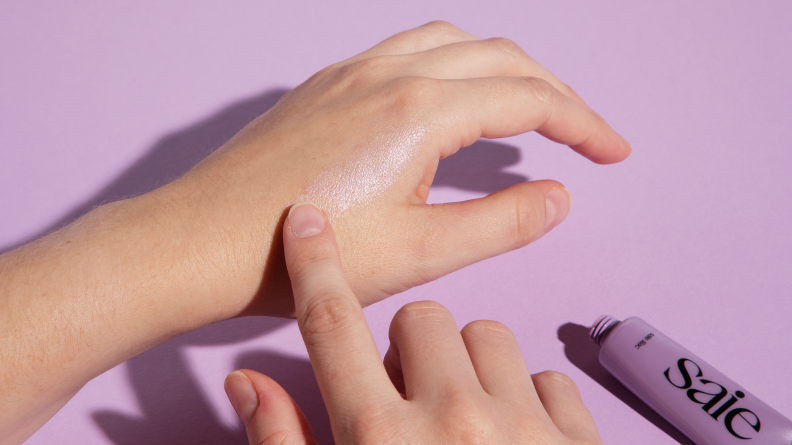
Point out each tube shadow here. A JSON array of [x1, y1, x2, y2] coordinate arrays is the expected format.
[[558, 323, 696, 445], [2, 85, 532, 443]]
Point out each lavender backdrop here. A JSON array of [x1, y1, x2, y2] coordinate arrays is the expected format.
[[2, 2, 790, 444]]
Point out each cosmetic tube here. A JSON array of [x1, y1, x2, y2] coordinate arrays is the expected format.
[[590, 315, 792, 444]]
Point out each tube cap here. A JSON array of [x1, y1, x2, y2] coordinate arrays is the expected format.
[[590, 315, 621, 346]]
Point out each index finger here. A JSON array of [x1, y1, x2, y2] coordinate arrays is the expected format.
[[283, 203, 400, 417], [427, 75, 631, 164]]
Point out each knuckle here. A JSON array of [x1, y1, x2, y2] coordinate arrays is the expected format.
[[462, 320, 515, 340], [337, 55, 392, 85], [421, 20, 461, 35], [562, 81, 578, 96], [308, 63, 338, 83], [391, 300, 451, 331], [388, 76, 444, 109], [397, 300, 450, 320], [506, 188, 543, 248], [534, 370, 580, 394], [299, 291, 361, 339], [397, 21, 467, 53], [487, 37, 523, 59], [523, 76, 556, 107], [442, 400, 496, 443]]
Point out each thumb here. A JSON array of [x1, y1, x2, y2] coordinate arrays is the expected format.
[[413, 180, 572, 281], [225, 369, 317, 445]]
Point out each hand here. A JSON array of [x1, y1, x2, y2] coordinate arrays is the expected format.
[[173, 20, 630, 317], [225, 203, 604, 444]]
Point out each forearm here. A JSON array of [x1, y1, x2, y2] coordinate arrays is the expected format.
[[0, 181, 280, 443]]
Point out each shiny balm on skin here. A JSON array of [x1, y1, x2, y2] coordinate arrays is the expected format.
[[590, 316, 792, 444], [296, 124, 426, 217]]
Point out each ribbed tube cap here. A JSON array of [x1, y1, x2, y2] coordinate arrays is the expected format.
[[590, 315, 621, 346]]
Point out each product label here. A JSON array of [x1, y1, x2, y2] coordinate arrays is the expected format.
[[634, 332, 655, 349], [664, 358, 761, 440]]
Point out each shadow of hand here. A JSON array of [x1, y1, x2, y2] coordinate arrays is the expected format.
[[235, 351, 332, 444], [433, 139, 528, 194], [1, 89, 289, 254], [92, 317, 293, 445]]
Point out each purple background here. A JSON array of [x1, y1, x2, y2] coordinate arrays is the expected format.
[[2, 2, 790, 444]]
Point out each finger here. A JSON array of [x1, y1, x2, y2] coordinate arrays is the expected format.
[[284, 202, 398, 417], [460, 320, 536, 400], [532, 371, 604, 443], [225, 370, 317, 445], [386, 38, 591, 110], [388, 301, 482, 400], [342, 21, 479, 66], [407, 181, 571, 284], [423, 75, 630, 164], [383, 343, 406, 396]]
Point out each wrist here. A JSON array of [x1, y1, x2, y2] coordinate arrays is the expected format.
[[0, 185, 282, 442]]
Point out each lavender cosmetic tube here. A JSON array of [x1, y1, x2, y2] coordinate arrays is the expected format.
[[590, 316, 792, 444]]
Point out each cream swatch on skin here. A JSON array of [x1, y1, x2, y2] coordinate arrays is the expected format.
[[296, 124, 426, 217]]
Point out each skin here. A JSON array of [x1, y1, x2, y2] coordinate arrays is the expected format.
[[0, 22, 629, 444], [225, 202, 604, 444]]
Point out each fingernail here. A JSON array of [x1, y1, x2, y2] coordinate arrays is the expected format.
[[288, 202, 326, 238], [224, 371, 258, 424], [544, 187, 572, 232]]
